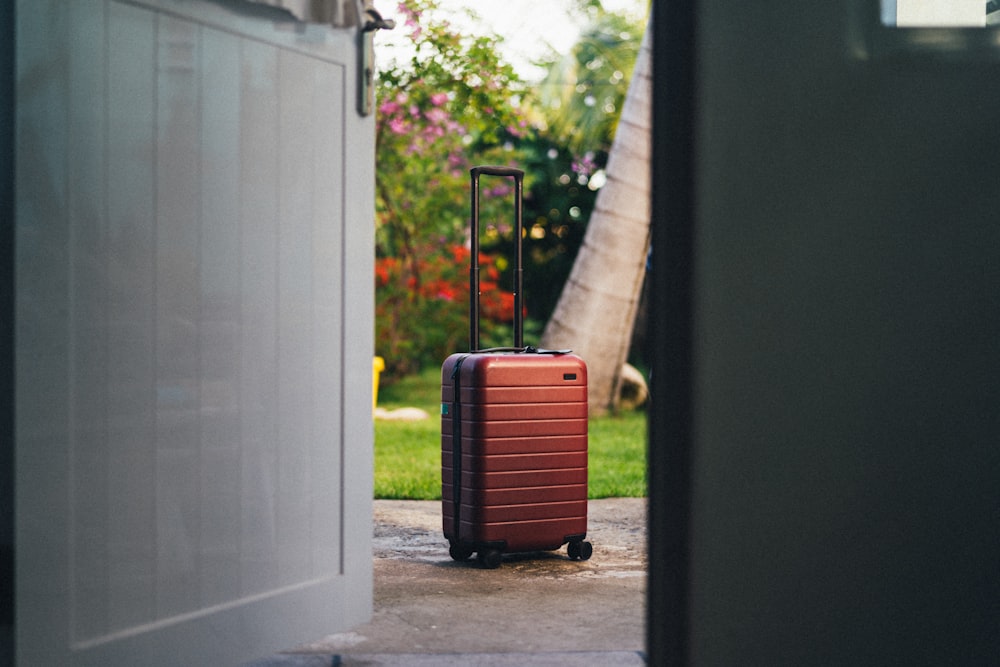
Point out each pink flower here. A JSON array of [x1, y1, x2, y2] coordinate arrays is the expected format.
[[397, 2, 422, 37], [571, 151, 597, 176], [425, 108, 448, 125], [388, 117, 408, 134], [430, 93, 448, 106]]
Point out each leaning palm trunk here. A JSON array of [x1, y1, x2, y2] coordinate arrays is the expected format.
[[540, 22, 652, 415]]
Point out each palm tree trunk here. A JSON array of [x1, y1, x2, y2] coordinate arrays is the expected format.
[[540, 21, 652, 415]]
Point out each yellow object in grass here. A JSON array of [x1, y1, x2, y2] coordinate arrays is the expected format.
[[373, 357, 385, 413]]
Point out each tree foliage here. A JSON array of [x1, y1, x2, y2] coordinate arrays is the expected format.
[[373, 0, 647, 378], [534, 3, 643, 158], [374, 0, 530, 375], [375, 0, 529, 258]]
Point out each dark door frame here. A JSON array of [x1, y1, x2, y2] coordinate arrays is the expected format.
[[647, 1, 697, 664], [1, 0, 15, 663]]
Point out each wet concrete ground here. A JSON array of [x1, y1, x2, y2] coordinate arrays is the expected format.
[[280, 498, 647, 665]]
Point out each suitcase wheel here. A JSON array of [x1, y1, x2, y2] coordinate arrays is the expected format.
[[449, 542, 474, 562], [568, 540, 593, 561], [477, 548, 503, 569]]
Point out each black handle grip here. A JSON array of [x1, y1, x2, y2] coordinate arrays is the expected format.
[[470, 165, 525, 178], [469, 166, 523, 351]]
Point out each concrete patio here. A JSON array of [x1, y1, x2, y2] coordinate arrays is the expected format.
[[253, 498, 647, 665]]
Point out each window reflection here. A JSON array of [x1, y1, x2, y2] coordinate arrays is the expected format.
[[881, 0, 998, 27]]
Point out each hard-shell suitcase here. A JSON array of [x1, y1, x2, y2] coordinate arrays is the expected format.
[[442, 165, 593, 569]]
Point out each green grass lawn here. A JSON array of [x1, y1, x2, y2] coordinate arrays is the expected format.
[[375, 367, 647, 499]]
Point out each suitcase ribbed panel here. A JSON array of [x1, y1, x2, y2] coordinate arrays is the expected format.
[[443, 401, 587, 421], [457, 451, 587, 473], [464, 500, 587, 523], [443, 434, 585, 456], [464, 517, 586, 552], [460, 418, 586, 439], [442, 418, 587, 438], [442, 483, 587, 506], [442, 466, 587, 492], [441, 351, 588, 554], [454, 356, 583, 385], [442, 385, 588, 405]]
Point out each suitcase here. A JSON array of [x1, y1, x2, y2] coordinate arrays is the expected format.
[[442, 165, 593, 569]]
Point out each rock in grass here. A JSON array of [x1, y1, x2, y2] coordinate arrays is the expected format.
[[375, 406, 431, 421]]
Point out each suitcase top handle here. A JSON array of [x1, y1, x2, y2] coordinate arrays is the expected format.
[[470, 166, 524, 351]]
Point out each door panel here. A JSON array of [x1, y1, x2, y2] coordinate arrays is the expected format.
[[650, 1, 1000, 664], [15, 1, 373, 664]]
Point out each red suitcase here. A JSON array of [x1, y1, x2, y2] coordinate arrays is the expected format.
[[442, 165, 593, 568]]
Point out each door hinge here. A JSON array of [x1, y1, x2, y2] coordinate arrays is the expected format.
[[358, 1, 395, 116]]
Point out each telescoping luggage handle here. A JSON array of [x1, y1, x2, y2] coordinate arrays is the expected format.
[[470, 166, 524, 351]]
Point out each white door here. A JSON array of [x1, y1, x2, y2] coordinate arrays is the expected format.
[[648, 0, 1000, 664], [14, 1, 374, 664]]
